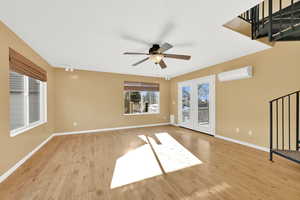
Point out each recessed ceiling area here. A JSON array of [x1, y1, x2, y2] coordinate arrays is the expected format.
[[0, 0, 268, 77]]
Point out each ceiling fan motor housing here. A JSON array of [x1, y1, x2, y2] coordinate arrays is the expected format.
[[149, 44, 160, 54]]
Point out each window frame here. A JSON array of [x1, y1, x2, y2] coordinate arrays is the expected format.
[[10, 74, 47, 137], [123, 90, 160, 116]]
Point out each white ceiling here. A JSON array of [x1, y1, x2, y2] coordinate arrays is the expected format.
[[0, 0, 268, 78]]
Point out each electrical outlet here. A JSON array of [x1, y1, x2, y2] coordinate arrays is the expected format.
[[73, 122, 78, 127], [236, 128, 240, 133]]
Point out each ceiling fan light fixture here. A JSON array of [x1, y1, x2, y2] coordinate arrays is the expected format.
[[65, 67, 74, 72], [150, 54, 164, 63]]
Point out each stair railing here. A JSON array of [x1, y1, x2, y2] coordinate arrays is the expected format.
[[269, 90, 300, 163]]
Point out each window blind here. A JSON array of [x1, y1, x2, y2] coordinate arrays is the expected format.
[[124, 81, 159, 91], [9, 48, 47, 82], [9, 72, 25, 130]]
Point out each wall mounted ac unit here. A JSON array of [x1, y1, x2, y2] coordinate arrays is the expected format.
[[218, 66, 252, 82]]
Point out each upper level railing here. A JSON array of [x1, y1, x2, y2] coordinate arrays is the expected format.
[[239, 0, 300, 41]]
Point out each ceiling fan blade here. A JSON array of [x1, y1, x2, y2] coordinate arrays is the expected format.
[[163, 53, 191, 60], [156, 22, 175, 44], [158, 43, 173, 53], [158, 59, 167, 69], [124, 52, 150, 55], [132, 57, 149, 66], [121, 34, 152, 46], [173, 42, 195, 47]]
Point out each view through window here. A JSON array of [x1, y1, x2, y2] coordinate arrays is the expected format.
[[198, 83, 209, 124], [124, 82, 159, 114]]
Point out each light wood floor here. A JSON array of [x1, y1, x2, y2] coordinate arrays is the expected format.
[[1, 125, 300, 200]]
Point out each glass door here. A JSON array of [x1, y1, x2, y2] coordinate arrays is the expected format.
[[194, 75, 215, 135], [178, 75, 215, 135], [178, 81, 193, 129]]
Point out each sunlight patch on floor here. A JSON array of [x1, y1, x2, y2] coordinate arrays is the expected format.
[[110, 138, 162, 189], [110, 132, 202, 189], [148, 132, 202, 173]]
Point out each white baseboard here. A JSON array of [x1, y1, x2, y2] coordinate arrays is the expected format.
[[53, 122, 171, 136], [0, 134, 54, 183], [0, 122, 171, 184], [215, 135, 269, 152]]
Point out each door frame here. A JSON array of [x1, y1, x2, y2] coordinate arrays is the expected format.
[[177, 75, 216, 136]]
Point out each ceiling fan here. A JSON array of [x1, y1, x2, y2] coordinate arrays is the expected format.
[[123, 43, 191, 69]]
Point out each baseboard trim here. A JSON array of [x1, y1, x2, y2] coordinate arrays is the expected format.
[[215, 135, 269, 152], [0, 134, 54, 183], [0, 122, 171, 184], [53, 123, 171, 136]]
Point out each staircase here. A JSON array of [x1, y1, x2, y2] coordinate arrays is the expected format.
[[240, 0, 300, 42], [270, 90, 300, 164]]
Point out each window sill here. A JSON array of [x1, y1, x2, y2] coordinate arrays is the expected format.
[[124, 112, 160, 116], [10, 121, 47, 137]]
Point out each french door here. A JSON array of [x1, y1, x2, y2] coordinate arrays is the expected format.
[[178, 75, 215, 135]]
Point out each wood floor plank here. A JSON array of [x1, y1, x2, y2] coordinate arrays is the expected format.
[[1, 125, 300, 200]]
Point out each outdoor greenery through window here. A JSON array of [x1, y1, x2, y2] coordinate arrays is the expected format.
[[124, 82, 159, 114]]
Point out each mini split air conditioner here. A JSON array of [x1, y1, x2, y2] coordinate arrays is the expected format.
[[217, 66, 252, 82]]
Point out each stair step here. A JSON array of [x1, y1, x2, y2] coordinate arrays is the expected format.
[[273, 150, 300, 164], [253, 18, 300, 39], [273, 24, 300, 41]]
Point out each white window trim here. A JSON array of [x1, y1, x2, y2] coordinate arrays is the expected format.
[[10, 121, 47, 137], [10, 77, 47, 137], [123, 112, 160, 116], [123, 90, 160, 115]]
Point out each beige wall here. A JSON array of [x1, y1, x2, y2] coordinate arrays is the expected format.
[[0, 22, 55, 175], [170, 42, 300, 148], [54, 69, 170, 133]]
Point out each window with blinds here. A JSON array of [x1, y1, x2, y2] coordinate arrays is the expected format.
[[124, 81, 160, 115], [9, 48, 47, 137], [9, 71, 46, 136]]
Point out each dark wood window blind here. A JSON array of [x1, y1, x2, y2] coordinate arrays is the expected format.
[[9, 48, 47, 82], [124, 81, 159, 91]]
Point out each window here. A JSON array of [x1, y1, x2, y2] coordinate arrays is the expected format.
[[124, 82, 159, 115], [9, 48, 47, 137], [9, 71, 47, 137]]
